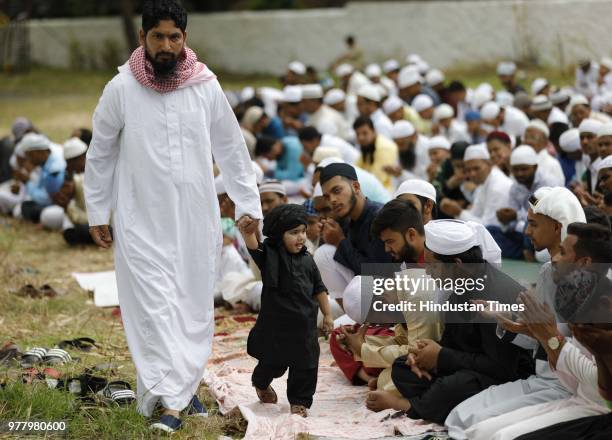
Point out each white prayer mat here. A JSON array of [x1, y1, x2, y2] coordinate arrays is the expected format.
[[72, 271, 118, 307], [203, 329, 444, 440]]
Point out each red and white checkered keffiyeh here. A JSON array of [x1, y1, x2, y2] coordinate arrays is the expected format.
[[128, 45, 199, 94]]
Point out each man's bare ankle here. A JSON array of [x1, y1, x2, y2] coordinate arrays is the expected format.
[[162, 408, 180, 418]]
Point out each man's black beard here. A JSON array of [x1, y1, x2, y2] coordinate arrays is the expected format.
[[146, 51, 179, 79], [396, 238, 419, 263], [337, 189, 358, 222], [361, 142, 376, 165], [604, 191, 612, 206], [399, 147, 416, 170]]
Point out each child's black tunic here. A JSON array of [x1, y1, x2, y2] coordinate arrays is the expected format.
[[247, 243, 326, 369]]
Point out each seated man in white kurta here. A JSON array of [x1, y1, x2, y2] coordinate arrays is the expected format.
[[84, 0, 262, 433]]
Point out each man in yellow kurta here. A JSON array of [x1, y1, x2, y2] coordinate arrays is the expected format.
[[353, 116, 398, 191]]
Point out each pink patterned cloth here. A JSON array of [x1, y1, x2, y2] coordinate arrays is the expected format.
[[128, 45, 201, 93]]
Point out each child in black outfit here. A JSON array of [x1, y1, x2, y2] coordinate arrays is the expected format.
[[239, 203, 333, 417]]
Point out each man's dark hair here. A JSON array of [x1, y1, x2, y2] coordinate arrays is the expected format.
[[142, 0, 188, 34], [371, 199, 425, 238], [450, 141, 469, 160], [353, 115, 375, 131], [345, 35, 355, 46], [584, 205, 612, 231], [447, 80, 466, 93], [298, 126, 322, 142], [255, 136, 278, 157], [567, 222, 612, 263], [549, 122, 569, 149], [77, 128, 92, 146]]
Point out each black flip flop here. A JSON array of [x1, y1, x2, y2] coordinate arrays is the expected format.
[[57, 337, 98, 352]]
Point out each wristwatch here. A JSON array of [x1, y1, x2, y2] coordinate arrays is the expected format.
[[547, 334, 564, 351]]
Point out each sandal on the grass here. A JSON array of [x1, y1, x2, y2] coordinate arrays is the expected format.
[[20, 347, 48, 368], [39, 284, 58, 298], [57, 337, 98, 352], [99, 381, 136, 406], [290, 404, 308, 418], [255, 385, 278, 404], [44, 348, 72, 365], [0, 342, 21, 365], [15, 284, 41, 298]]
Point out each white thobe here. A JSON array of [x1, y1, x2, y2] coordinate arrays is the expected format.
[[307, 104, 351, 140], [84, 64, 262, 415], [537, 149, 566, 187], [459, 166, 512, 227], [371, 108, 394, 139]]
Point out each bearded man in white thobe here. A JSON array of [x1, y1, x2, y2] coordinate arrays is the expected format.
[[84, 0, 262, 433]]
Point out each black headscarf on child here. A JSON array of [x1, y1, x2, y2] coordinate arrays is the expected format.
[[262, 204, 308, 289]]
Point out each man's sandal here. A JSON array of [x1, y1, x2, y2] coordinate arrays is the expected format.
[[255, 386, 278, 404], [290, 405, 308, 418]]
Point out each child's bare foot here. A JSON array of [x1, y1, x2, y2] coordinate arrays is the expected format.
[[290, 404, 308, 417], [367, 377, 378, 390], [365, 391, 411, 412], [255, 386, 278, 404]]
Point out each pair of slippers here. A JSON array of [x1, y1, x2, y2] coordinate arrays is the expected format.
[[20, 347, 74, 368], [14, 284, 58, 298]]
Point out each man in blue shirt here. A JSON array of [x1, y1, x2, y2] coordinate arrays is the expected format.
[[15, 133, 66, 223]]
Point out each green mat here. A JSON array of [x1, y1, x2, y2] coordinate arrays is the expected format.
[[501, 259, 542, 285]]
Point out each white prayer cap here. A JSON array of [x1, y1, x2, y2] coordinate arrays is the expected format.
[[324, 88, 345, 106], [313, 182, 323, 197], [343, 276, 371, 324], [531, 77, 549, 96], [365, 63, 382, 78], [397, 66, 422, 89], [240, 86, 255, 102], [551, 88, 571, 105], [496, 91, 514, 108], [288, 60, 306, 75], [358, 83, 382, 102], [568, 94, 589, 110], [282, 85, 302, 103], [476, 82, 494, 95], [463, 143, 491, 161], [383, 59, 400, 73], [241, 106, 265, 129], [472, 91, 493, 110], [529, 186, 586, 240], [406, 53, 423, 65], [530, 95, 553, 112], [597, 122, 612, 137], [416, 60, 430, 75], [259, 179, 287, 196], [433, 103, 454, 121], [412, 94, 434, 112], [425, 69, 445, 87], [578, 118, 603, 135], [427, 135, 451, 151], [215, 174, 226, 195], [559, 129, 581, 153], [497, 61, 517, 76], [317, 157, 345, 169], [393, 178, 437, 203], [242, 127, 257, 155], [510, 145, 538, 166], [18, 133, 50, 152], [301, 83, 323, 99], [601, 57, 612, 71], [9, 154, 18, 170], [383, 95, 404, 115], [375, 83, 389, 100], [335, 63, 354, 78], [312, 146, 341, 164], [63, 137, 87, 160], [391, 120, 415, 139], [525, 118, 550, 138], [424, 219, 502, 266], [252, 161, 264, 184], [480, 101, 501, 120], [597, 155, 612, 178]]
